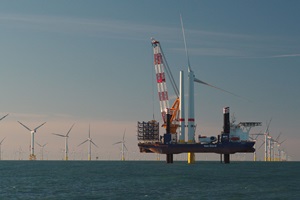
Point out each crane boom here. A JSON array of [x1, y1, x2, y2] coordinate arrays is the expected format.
[[151, 38, 180, 134]]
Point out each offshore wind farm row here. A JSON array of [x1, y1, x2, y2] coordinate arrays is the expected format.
[[0, 114, 129, 161], [0, 111, 289, 162]]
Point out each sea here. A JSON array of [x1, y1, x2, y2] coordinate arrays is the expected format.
[[0, 161, 299, 200]]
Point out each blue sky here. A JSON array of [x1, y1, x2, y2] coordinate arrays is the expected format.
[[0, 0, 299, 161]]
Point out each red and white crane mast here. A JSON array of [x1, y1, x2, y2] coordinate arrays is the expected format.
[[152, 39, 169, 124], [151, 38, 180, 136]]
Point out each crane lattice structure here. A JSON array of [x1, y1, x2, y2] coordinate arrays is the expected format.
[[151, 38, 180, 138]]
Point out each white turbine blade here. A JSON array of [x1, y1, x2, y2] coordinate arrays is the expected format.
[[18, 121, 32, 131], [91, 141, 98, 148], [66, 123, 75, 136], [34, 122, 46, 131], [42, 143, 48, 147], [89, 124, 91, 138], [279, 139, 287, 145], [36, 142, 42, 147], [52, 133, 66, 137], [258, 141, 265, 150], [275, 132, 282, 142], [0, 114, 9, 121], [0, 137, 6, 144], [123, 129, 126, 141], [180, 14, 191, 71], [113, 141, 122, 145], [194, 78, 244, 99], [265, 118, 272, 134], [78, 140, 88, 147], [124, 144, 128, 151]]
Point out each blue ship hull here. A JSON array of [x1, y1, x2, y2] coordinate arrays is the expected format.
[[138, 141, 255, 155]]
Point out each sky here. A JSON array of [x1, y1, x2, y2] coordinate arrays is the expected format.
[[0, 0, 299, 161]]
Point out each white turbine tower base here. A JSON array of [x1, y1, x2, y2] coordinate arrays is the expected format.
[[18, 121, 46, 160]]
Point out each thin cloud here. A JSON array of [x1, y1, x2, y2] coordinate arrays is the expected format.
[[0, 13, 175, 41], [0, 13, 262, 43], [171, 47, 246, 57], [269, 54, 300, 58], [2, 13, 294, 59]]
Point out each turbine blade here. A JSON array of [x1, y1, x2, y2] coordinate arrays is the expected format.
[[66, 123, 75, 136], [123, 129, 126, 141], [89, 124, 91, 138], [91, 141, 98, 148], [18, 121, 32, 131], [275, 132, 282, 142], [279, 139, 287, 145], [194, 78, 244, 99], [0, 137, 6, 144], [78, 140, 88, 147], [0, 114, 9, 121], [266, 118, 272, 134], [36, 142, 42, 147], [180, 14, 191, 71], [124, 144, 128, 151], [34, 122, 46, 131], [42, 143, 48, 147], [257, 141, 265, 150], [113, 141, 122, 145], [52, 133, 66, 137]]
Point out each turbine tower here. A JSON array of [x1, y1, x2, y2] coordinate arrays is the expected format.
[[0, 114, 9, 160], [36, 142, 47, 160], [52, 123, 75, 161], [78, 124, 98, 161], [113, 129, 127, 161], [18, 121, 46, 160]]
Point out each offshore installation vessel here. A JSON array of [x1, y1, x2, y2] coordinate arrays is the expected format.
[[137, 38, 261, 164]]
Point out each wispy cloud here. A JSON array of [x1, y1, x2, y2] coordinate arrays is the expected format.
[[0, 13, 176, 41], [1, 13, 296, 58], [172, 47, 246, 57], [269, 54, 300, 58]]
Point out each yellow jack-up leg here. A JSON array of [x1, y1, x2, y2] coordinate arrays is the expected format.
[[188, 152, 195, 164]]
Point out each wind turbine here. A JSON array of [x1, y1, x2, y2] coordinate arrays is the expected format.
[[18, 121, 46, 160], [0, 114, 9, 160], [78, 124, 98, 161], [113, 129, 127, 161], [52, 123, 75, 161], [180, 15, 243, 164], [250, 131, 264, 161], [256, 119, 273, 161], [36, 142, 47, 160], [0, 137, 6, 160]]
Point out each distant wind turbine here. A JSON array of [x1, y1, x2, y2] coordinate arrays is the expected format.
[[113, 129, 127, 161], [78, 124, 98, 161], [18, 121, 46, 160], [0, 114, 9, 161], [0, 137, 6, 160], [36, 142, 47, 160], [52, 123, 75, 161]]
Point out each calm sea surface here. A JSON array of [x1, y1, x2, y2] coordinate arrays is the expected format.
[[0, 161, 299, 199]]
